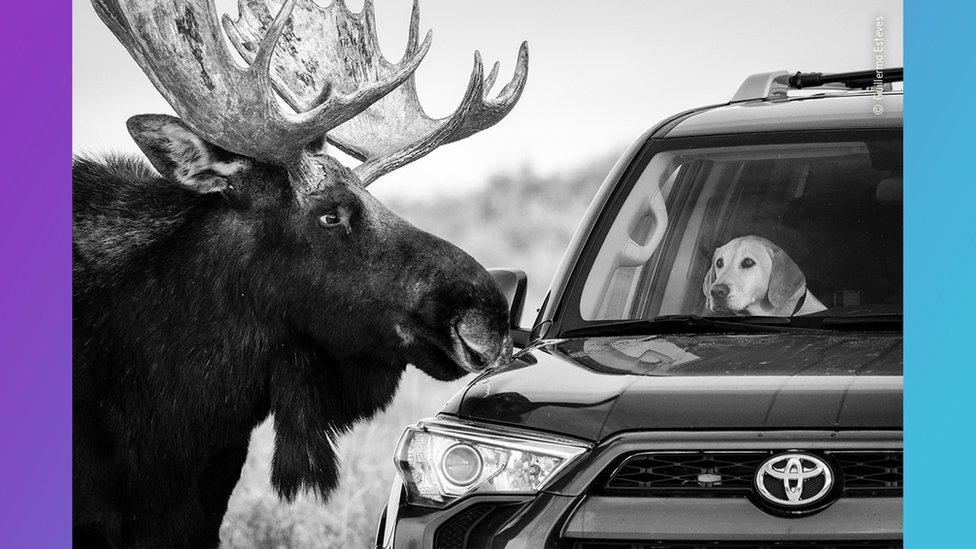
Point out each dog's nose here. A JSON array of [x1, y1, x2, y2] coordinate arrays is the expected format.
[[710, 284, 729, 300]]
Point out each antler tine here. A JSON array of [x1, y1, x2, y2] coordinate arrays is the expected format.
[[221, 2, 309, 112], [221, 0, 433, 134], [363, 0, 379, 43], [351, 42, 529, 185], [290, 35, 432, 129], [225, 0, 434, 160], [494, 41, 530, 104], [353, 51, 487, 184], [406, 0, 422, 55], [483, 61, 501, 99], [250, 0, 295, 88], [222, 0, 530, 185]]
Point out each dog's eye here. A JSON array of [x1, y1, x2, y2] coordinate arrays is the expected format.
[[741, 258, 756, 268], [716, 258, 724, 268]]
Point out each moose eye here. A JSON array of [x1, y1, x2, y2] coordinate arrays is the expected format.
[[741, 258, 756, 268], [716, 258, 724, 268], [318, 212, 342, 227]]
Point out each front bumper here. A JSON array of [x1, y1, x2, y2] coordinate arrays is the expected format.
[[377, 427, 902, 549]]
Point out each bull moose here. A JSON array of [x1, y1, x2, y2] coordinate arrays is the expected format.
[[73, 0, 527, 546]]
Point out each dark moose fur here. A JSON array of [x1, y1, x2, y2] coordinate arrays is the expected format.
[[73, 126, 509, 547]]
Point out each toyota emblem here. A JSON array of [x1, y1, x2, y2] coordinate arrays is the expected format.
[[754, 452, 835, 513]]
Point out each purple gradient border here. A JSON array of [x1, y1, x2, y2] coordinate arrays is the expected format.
[[0, 1, 72, 546]]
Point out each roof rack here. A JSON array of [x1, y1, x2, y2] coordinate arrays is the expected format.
[[731, 68, 903, 102]]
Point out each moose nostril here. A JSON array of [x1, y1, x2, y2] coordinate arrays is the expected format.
[[454, 312, 510, 371], [711, 284, 729, 299]]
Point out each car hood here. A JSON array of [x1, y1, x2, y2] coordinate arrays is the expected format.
[[450, 333, 902, 441]]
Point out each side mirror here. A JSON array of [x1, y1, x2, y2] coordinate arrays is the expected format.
[[487, 268, 531, 348]]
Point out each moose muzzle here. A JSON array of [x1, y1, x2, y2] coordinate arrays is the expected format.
[[451, 310, 514, 373]]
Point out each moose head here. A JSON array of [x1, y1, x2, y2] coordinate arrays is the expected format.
[[91, 0, 529, 381]]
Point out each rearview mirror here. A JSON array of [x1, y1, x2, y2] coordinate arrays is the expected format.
[[488, 268, 530, 348]]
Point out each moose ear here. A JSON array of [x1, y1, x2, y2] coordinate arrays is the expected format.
[[126, 114, 246, 193], [765, 243, 806, 308], [702, 258, 717, 312]]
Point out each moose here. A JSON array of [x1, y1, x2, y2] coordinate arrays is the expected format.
[[73, 0, 528, 546]]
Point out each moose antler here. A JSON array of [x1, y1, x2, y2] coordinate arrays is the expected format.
[[222, 0, 529, 185], [94, 0, 528, 188], [93, 0, 429, 184]]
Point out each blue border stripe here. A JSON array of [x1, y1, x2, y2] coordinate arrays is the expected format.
[[905, 0, 976, 546]]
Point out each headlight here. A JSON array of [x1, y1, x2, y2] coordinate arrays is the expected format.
[[394, 418, 589, 507]]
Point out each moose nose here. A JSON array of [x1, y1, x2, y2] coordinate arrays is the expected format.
[[452, 311, 513, 373], [710, 284, 729, 300]]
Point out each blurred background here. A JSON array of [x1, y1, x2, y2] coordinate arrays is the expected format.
[[73, 0, 902, 546]]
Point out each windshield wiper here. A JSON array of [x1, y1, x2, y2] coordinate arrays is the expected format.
[[820, 313, 902, 330], [562, 315, 794, 337], [658, 314, 793, 326], [562, 312, 903, 338]]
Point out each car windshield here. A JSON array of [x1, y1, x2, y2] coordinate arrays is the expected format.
[[578, 133, 902, 324]]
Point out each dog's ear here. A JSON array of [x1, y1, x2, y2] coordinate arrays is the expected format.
[[702, 258, 717, 312], [765, 243, 806, 308]]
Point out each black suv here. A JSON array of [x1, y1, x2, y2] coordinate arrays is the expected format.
[[376, 70, 903, 549]]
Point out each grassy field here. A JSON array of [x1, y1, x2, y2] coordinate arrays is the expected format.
[[219, 154, 616, 548]]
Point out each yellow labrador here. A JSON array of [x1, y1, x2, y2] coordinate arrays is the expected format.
[[703, 235, 826, 316]]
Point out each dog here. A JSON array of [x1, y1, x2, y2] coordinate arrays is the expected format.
[[703, 235, 827, 316]]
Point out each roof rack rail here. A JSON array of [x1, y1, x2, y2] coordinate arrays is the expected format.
[[732, 68, 903, 102], [790, 68, 903, 89]]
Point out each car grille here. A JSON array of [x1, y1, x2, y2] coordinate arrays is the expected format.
[[433, 504, 496, 549], [433, 501, 527, 549], [603, 451, 902, 497], [831, 452, 903, 496], [571, 542, 902, 549]]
